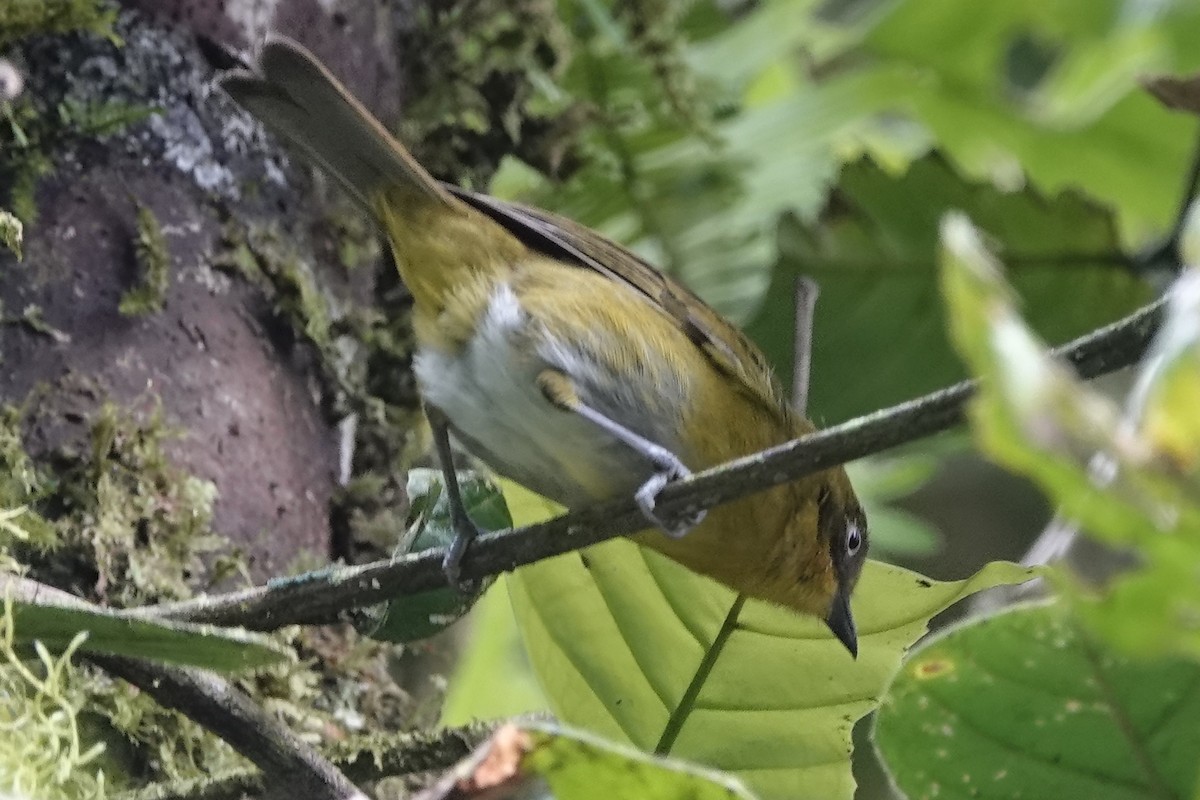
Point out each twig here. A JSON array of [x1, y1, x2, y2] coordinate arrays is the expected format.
[[135, 294, 1166, 631], [91, 655, 369, 800], [792, 277, 819, 414], [116, 725, 490, 800]]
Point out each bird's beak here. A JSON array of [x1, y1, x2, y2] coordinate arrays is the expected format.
[[825, 588, 858, 658]]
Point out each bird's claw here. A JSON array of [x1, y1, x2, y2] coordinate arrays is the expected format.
[[635, 459, 705, 539], [442, 519, 483, 593]]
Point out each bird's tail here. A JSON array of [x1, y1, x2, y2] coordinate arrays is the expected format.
[[220, 36, 453, 212], [220, 37, 522, 310]]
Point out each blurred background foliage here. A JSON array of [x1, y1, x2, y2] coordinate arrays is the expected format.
[[436, 0, 1199, 794], [2, 0, 1195, 796]]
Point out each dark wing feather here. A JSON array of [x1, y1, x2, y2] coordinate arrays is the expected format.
[[446, 186, 791, 422]]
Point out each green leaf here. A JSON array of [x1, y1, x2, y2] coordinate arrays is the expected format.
[[6, 597, 288, 672], [367, 469, 509, 643], [432, 721, 757, 799], [489, 0, 891, 325], [836, 0, 1200, 241], [440, 575, 548, 726], [746, 155, 1149, 422], [938, 213, 1189, 538], [524, 722, 758, 799], [874, 603, 1200, 800], [501, 482, 1034, 800], [939, 214, 1200, 661], [1138, 272, 1200, 483]]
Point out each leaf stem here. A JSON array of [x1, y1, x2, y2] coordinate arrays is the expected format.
[[655, 594, 747, 756]]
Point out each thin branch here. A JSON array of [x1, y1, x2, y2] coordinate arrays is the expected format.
[[792, 276, 819, 415], [92, 655, 369, 800], [135, 295, 1165, 631], [1139, 126, 1200, 272], [117, 725, 489, 800]]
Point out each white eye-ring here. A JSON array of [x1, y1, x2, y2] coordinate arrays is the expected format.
[[846, 524, 862, 556]]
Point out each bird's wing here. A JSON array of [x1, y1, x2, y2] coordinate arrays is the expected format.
[[448, 186, 791, 423]]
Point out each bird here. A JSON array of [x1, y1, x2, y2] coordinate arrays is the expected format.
[[220, 36, 869, 656]]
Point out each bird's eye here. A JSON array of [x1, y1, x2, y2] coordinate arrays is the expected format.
[[845, 525, 862, 556]]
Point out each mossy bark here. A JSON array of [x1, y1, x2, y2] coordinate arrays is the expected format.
[[0, 0, 576, 789]]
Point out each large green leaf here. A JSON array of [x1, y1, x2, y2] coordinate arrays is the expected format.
[[874, 603, 1200, 800], [501, 483, 1033, 800], [746, 155, 1148, 422], [839, 0, 1200, 241]]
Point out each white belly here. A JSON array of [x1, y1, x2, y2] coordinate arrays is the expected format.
[[413, 284, 662, 507]]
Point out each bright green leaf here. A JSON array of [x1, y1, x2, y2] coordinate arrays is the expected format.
[[1138, 270, 1200, 482], [874, 603, 1200, 800], [1075, 541, 1200, 663], [940, 213, 1196, 540], [500, 482, 1034, 800]]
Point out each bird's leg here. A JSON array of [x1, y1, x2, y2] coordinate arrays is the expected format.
[[426, 405, 481, 588], [537, 370, 705, 538]]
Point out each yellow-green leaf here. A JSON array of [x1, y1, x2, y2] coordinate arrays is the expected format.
[[501, 482, 1034, 799]]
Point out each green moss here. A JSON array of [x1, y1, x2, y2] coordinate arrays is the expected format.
[[87, 672, 247, 786], [395, 0, 580, 185], [1, 112, 54, 225], [0, 604, 108, 800], [0, 210, 22, 260], [0, 0, 118, 47], [0, 1, 134, 223], [82, 403, 226, 605], [0, 405, 56, 562], [2, 398, 224, 607], [215, 223, 335, 355], [1, 96, 155, 225], [1, 393, 425, 788], [0, 404, 40, 502], [118, 204, 170, 316]]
